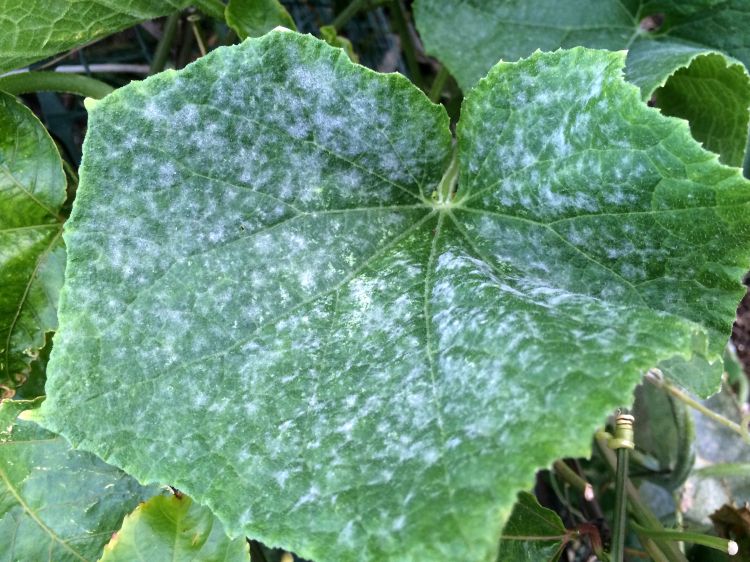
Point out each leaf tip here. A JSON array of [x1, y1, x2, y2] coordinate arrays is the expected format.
[[83, 97, 100, 112]]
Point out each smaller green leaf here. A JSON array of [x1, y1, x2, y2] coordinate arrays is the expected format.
[[320, 25, 358, 63], [497, 492, 567, 562], [0, 91, 66, 395], [632, 381, 695, 490], [98, 493, 250, 562], [0, 0, 192, 73], [226, 0, 297, 39], [0, 398, 157, 562], [627, 42, 750, 167]]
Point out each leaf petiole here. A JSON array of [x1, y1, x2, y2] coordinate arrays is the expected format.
[[0, 71, 114, 99], [631, 522, 739, 556]]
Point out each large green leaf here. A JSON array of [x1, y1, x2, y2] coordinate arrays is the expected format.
[[0, 91, 65, 396], [99, 493, 250, 562], [0, 399, 157, 561], [497, 492, 567, 561], [0, 0, 192, 74], [413, 0, 750, 166], [35, 33, 750, 561]]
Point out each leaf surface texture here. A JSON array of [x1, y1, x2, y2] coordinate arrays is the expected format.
[[37, 34, 750, 561]]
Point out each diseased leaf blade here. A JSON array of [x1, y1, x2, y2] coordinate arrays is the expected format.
[[497, 492, 567, 562], [414, 0, 750, 166], [0, 91, 65, 395], [0, 0, 191, 73], [98, 493, 250, 562], [0, 399, 157, 562], [226, 0, 297, 39], [36, 34, 750, 562]]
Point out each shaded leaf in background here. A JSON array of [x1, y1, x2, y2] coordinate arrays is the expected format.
[[683, 389, 750, 527], [36, 33, 750, 561], [632, 382, 695, 490], [0, 0, 192, 74], [226, 0, 297, 39], [99, 493, 250, 562], [0, 91, 65, 396], [497, 492, 567, 562], [0, 399, 157, 562], [414, 0, 750, 166]]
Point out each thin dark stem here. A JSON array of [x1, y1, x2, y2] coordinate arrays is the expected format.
[[428, 66, 449, 103], [610, 448, 629, 562], [595, 433, 688, 562], [389, 0, 424, 90], [332, 0, 371, 31]]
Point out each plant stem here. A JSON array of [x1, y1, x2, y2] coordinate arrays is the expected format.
[[694, 462, 750, 478], [595, 433, 688, 562], [638, 537, 672, 562], [332, 0, 371, 31], [150, 12, 181, 75], [553, 459, 594, 501], [436, 151, 458, 203], [631, 523, 739, 556], [390, 0, 424, 90], [428, 66, 449, 103], [647, 370, 750, 444], [0, 71, 114, 98], [610, 447, 629, 562], [188, 14, 208, 57]]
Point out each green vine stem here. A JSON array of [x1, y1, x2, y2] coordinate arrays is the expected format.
[[428, 66, 450, 103], [0, 71, 114, 99], [631, 523, 739, 556], [332, 0, 372, 31], [150, 12, 181, 74], [389, 0, 424, 90], [188, 14, 208, 57], [609, 413, 634, 562], [553, 459, 595, 501], [646, 369, 750, 444], [695, 462, 750, 478], [595, 432, 689, 562], [639, 537, 672, 562]]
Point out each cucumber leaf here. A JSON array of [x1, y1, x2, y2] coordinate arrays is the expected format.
[[497, 492, 567, 561], [35, 33, 750, 562], [0, 399, 157, 561], [0, 0, 191, 73], [414, 0, 750, 166], [226, 0, 297, 39], [0, 92, 65, 396], [99, 493, 250, 562]]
